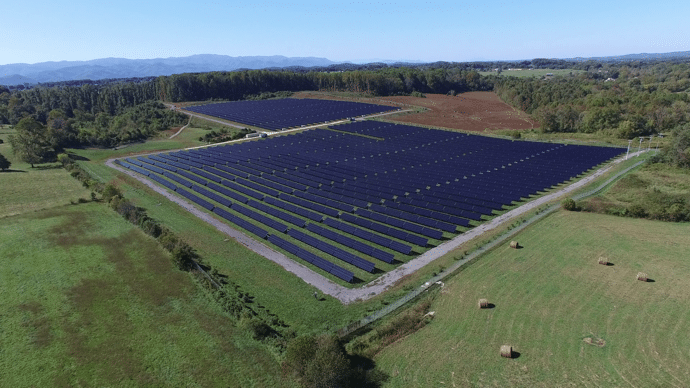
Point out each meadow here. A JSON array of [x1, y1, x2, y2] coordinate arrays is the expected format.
[[0, 202, 293, 387], [0, 126, 93, 218], [374, 210, 690, 387]]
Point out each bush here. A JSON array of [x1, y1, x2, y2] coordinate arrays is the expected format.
[[562, 198, 579, 211], [284, 335, 352, 388], [626, 203, 647, 218], [248, 319, 274, 340]]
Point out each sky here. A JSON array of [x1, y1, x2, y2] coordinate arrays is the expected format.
[[3, 0, 689, 65]]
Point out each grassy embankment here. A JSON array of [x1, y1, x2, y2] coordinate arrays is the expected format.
[[373, 209, 690, 387]]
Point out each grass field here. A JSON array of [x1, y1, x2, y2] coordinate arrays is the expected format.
[[0, 127, 93, 218], [374, 210, 690, 387], [0, 202, 293, 387]]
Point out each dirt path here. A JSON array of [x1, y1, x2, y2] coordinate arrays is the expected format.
[[169, 116, 191, 139], [106, 150, 646, 304]]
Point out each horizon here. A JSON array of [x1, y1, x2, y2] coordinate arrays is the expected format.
[[4, 0, 689, 66]]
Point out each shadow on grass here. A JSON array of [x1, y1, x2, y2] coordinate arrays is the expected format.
[[34, 164, 63, 170], [67, 153, 91, 161], [486, 303, 496, 309], [510, 350, 522, 359], [0, 169, 27, 173]]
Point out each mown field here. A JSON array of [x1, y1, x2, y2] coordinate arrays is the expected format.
[[0, 202, 294, 387], [374, 210, 690, 387], [0, 127, 93, 218]]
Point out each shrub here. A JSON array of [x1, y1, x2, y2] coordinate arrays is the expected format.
[[626, 203, 647, 218], [562, 198, 579, 211]]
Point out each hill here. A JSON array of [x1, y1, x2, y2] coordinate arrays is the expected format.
[[0, 54, 335, 85]]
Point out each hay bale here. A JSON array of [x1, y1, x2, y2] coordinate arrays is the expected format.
[[509, 241, 519, 249], [637, 272, 648, 282], [500, 345, 513, 358], [478, 298, 489, 309], [598, 257, 608, 265]]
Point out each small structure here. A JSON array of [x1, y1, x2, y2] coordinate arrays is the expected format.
[[637, 272, 648, 282], [510, 241, 519, 249], [500, 345, 513, 358], [598, 257, 609, 265], [478, 299, 489, 309]]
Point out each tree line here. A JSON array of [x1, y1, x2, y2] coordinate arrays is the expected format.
[[3, 60, 690, 168]]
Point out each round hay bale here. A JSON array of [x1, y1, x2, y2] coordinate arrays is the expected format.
[[509, 241, 519, 249], [637, 272, 648, 282], [598, 257, 608, 265], [478, 298, 489, 309], [500, 345, 513, 358]]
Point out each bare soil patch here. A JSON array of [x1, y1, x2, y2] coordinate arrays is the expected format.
[[292, 91, 538, 132], [383, 92, 538, 132]]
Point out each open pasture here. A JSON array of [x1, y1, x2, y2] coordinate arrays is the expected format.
[[183, 98, 399, 131], [0, 127, 93, 218], [0, 202, 289, 387], [114, 121, 623, 287], [383, 92, 539, 132], [375, 210, 690, 387]]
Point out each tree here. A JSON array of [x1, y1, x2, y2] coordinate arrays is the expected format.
[[8, 117, 52, 167], [0, 152, 11, 171]]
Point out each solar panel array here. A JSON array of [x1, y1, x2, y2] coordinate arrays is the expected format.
[[184, 98, 400, 130], [117, 121, 624, 283]]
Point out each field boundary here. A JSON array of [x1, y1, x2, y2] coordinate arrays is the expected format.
[[337, 156, 648, 336]]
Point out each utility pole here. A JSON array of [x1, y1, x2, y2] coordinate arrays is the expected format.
[[626, 139, 633, 160], [637, 137, 644, 156], [648, 135, 653, 151]]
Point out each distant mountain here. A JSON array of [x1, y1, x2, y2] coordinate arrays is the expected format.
[[567, 51, 690, 62], [0, 55, 335, 85]]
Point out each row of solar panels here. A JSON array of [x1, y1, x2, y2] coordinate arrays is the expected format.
[[185, 98, 399, 130], [140, 151, 473, 240], [144, 149, 483, 237], [287, 229, 376, 273], [324, 217, 413, 255], [267, 235, 354, 282], [116, 159, 404, 283]]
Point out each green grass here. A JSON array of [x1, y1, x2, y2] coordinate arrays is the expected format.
[[0, 128, 93, 218], [374, 210, 690, 387], [0, 203, 292, 387]]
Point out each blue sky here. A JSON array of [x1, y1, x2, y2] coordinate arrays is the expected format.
[[3, 0, 689, 65]]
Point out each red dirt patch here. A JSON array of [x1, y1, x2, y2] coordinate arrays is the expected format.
[[292, 91, 538, 132], [383, 92, 538, 132]]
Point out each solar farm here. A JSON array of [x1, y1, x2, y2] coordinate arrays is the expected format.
[[115, 117, 624, 285], [183, 98, 400, 130]]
